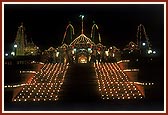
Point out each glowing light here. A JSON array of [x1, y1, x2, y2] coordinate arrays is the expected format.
[[14, 44, 17, 48], [56, 52, 59, 57], [11, 52, 15, 56], [5, 53, 8, 56], [153, 51, 156, 54], [142, 42, 146, 46], [80, 15, 84, 19], [73, 48, 76, 52], [148, 49, 152, 54], [112, 53, 115, 57], [105, 51, 109, 56], [88, 48, 92, 53]]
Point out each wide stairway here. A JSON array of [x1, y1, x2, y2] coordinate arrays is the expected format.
[[59, 63, 100, 103], [11, 62, 145, 111]]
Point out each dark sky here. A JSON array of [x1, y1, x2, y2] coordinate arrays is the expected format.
[[4, 4, 164, 52]]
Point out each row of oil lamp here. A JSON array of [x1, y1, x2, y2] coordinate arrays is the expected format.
[[94, 62, 144, 100], [13, 63, 69, 102]]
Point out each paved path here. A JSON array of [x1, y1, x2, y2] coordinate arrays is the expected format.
[[59, 63, 100, 103]]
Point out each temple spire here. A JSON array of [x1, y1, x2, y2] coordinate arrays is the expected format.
[[79, 15, 84, 34]]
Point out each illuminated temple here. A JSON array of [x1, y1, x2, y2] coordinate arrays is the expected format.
[[4, 16, 158, 110]]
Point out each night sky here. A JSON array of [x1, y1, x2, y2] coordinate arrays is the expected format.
[[4, 3, 164, 53]]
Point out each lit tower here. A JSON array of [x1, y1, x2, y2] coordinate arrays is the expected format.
[[79, 14, 84, 34], [136, 24, 156, 55], [136, 24, 151, 50], [62, 21, 75, 45], [91, 21, 101, 44], [14, 23, 26, 56]]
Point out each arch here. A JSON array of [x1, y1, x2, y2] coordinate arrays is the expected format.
[[78, 54, 87, 63], [76, 49, 89, 63]]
